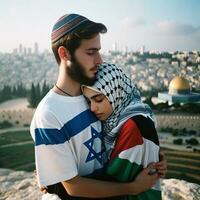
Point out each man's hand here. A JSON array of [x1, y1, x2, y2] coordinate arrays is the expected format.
[[40, 186, 48, 194], [130, 163, 159, 194], [155, 150, 167, 178], [34, 169, 48, 194]]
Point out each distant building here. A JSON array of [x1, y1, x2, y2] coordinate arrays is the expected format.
[[19, 44, 23, 55], [34, 42, 39, 54], [112, 42, 117, 52], [158, 76, 200, 103], [24, 47, 27, 56], [12, 48, 18, 55], [140, 45, 145, 55], [28, 48, 32, 55], [123, 45, 128, 53]]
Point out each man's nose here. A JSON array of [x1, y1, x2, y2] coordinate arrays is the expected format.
[[95, 52, 103, 65]]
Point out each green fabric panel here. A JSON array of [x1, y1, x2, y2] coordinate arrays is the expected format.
[[107, 157, 143, 182], [106, 157, 162, 200], [124, 189, 162, 200]]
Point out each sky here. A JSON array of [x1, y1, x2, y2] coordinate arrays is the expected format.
[[0, 0, 200, 53]]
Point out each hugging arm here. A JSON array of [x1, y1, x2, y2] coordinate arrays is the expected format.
[[61, 165, 158, 198]]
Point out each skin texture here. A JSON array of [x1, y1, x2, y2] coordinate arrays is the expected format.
[[74, 34, 102, 80], [54, 34, 103, 96], [82, 86, 113, 121]]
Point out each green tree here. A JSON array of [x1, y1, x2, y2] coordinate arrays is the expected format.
[[36, 83, 41, 105], [29, 83, 37, 108], [173, 138, 183, 145], [41, 81, 49, 98]]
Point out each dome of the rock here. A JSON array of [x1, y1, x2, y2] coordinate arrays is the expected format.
[[169, 76, 190, 94]]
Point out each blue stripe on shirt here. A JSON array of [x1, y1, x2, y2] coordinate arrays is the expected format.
[[35, 109, 99, 146]]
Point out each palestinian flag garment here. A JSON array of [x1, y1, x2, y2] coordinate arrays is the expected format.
[[106, 115, 162, 200]]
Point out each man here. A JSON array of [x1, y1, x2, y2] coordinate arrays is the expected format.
[[30, 13, 166, 199]]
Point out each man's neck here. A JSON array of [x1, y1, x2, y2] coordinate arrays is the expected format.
[[54, 64, 82, 97], [53, 82, 81, 97]]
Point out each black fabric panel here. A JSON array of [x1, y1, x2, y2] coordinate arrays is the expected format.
[[131, 115, 160, 146]]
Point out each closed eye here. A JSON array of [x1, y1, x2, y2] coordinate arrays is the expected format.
[[93, 94, 105, 103], [86, 48, 100, 56], [84, 93, 105, 104], [86, 52, 95, 56]]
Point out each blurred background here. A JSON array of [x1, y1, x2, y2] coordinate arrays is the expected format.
[[0, 0, 199, 199]]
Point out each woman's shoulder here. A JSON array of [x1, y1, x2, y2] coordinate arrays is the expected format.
[[120, 115, 159, 145]]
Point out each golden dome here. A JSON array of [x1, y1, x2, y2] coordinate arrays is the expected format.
[[169, 76, 190, 94]]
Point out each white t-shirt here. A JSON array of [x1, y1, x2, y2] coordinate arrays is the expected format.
[[30, 90, 106, 187]]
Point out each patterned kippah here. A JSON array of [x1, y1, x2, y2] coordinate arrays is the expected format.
[[51, 13, 91, 43]]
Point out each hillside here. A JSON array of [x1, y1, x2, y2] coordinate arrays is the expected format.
[[0, 98, 29, 111], [0, 168, 199, 200]]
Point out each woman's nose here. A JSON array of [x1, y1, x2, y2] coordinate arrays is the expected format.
[[90, 102, 98, 112]]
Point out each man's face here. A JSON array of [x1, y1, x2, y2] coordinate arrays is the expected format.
[[67, 34, 103, 86]]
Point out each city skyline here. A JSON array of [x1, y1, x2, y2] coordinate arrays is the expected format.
[[1, 0, 200, 53], [7, 42, 200, 55]]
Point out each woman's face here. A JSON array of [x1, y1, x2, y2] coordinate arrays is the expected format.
[[82, 86, 113, 121]]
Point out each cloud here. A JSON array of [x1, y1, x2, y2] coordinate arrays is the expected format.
[[157, 21, 200, 36], [119, 17, 146, 28], [103, 18, 200, 52]]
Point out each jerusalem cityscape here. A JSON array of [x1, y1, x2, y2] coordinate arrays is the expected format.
[[0, 42, 199, 200], [0, 0, 200, 200]]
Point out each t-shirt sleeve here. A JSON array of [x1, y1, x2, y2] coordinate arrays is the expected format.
[[30, 110, 78, 187]]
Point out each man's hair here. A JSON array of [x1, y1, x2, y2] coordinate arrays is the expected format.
[[51, 14, 107, 64]]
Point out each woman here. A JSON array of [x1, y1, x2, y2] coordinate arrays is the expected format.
[[82, 63, 163, 200]]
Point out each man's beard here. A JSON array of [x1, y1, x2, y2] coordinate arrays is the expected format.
[[67, 55, 96, 86]]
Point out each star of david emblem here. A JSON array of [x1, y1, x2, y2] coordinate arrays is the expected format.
[[84, 127, 105, 164]]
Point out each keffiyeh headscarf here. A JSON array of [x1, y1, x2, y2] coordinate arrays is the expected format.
[[85, 63, 156, 152]]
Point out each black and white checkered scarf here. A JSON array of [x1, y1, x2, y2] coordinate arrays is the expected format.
[[86, 63, 155, 153]]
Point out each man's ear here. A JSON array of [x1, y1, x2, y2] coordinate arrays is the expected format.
[[58, 46, 71, 61]]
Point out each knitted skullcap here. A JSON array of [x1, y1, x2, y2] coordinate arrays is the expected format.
[[51, 13, 94, 43]]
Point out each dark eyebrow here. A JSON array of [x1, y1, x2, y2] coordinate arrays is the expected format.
[[90, 93, 104, 100], [86, 48, 101, 51]]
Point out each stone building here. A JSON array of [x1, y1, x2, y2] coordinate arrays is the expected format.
[[158, 76, 200, 103]]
